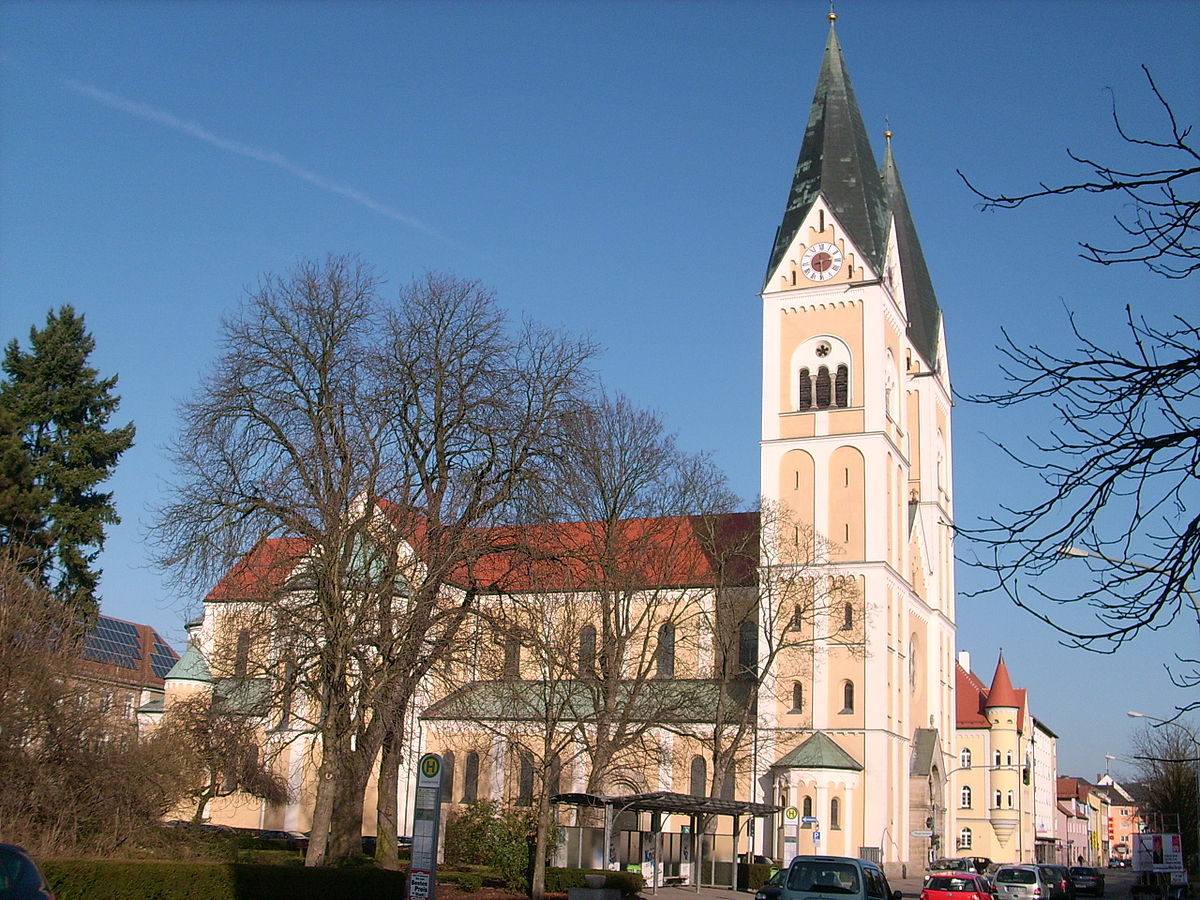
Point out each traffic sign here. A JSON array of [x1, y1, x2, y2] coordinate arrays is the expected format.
[[784, 807, 799, 821], [911, 829, 934, 838], [813, 830, 821, 842], [801, 816, 819, 824]]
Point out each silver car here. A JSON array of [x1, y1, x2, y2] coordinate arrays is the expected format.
[[994, 866, 1050, 900]]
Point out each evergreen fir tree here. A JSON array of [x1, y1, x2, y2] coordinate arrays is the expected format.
[[1, 306, 135, 612]]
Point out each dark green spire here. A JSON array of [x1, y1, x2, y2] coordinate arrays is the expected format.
[[882, 141, 943, 368], [765, 21, 890, 288]]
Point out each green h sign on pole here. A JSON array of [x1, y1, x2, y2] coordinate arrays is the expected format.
[[409, 753, 444, 900]]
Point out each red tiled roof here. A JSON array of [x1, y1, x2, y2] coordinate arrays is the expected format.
[[986, 653, 1021, 709], [205, 536, 312, 601], [461, 512, 760, 593], [204, 510, 759, 601], [955, 656, 1027, 731]]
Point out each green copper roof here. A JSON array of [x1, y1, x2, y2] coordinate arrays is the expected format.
[[766, 23, 890, 287], [882, 144, 943, 368], [773, 731, 863, 771], [422, 678, 752, 725], [214, 677, 273, 715], [164, 642, 212, 683], [909, 726, 940, 776]]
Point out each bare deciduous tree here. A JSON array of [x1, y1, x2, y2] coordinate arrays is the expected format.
[[1130, 722, 1199, 870], [958, 69, 1200, 712], [155, 258, 596, 866]]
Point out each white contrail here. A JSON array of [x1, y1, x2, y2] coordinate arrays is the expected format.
[[59, 76, 445, 239]]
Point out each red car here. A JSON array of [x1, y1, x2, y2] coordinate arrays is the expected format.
[[922, 873, 995, 900]]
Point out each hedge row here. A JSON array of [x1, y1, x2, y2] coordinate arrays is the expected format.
[[39, 859, 407, 900], [544, 867, 644, 897], [38, 858, 644, 899], [737, 862, 777, 891]]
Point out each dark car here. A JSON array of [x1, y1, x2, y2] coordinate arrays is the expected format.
[[1068, 867, 1104, 897], [754, 855, 901, 900], [0, 843, 54, 900], [1037, 865, 1075, 900]]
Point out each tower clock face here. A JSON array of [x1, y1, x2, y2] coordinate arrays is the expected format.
[[801, 242, 844, 282]]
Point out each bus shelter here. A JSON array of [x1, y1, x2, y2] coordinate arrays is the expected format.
[[551, 791, 781, 893]]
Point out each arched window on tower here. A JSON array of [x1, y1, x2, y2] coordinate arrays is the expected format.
[[835, 365, 849, 407], [802, 795, 813, 823], [815, 366, 832, 408], [960, 786, 972, 808], [830, 797, 841, 829], [959, 828, 973, 850], [1007, 790, 1014, 809], [791, 682, 804, 713], [1006, 750, 1013, 766], [994, 750, 1002, 766], [960, 748, 972, 769], [799, 368, 813, 409], [840, 680, 855, 714], [993, 790, 1002, 808], [841, 602, 853, 630]]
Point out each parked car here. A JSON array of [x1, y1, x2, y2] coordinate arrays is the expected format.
[[1068, 867, 1104, 897], [1106, 858, 1128, 869], [755, 855, 901, 900], [0, 843, 55, 900], [921, 873, 996, 900], [1037, 865, 1075, 900], [994, 865, 1052, 900]]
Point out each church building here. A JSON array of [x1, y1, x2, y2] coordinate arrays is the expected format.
[[153, 13, 963, 881]]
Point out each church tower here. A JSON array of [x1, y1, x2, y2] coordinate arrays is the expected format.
[[756, 15, 957, 876]]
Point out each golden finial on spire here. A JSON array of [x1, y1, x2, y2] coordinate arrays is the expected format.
[[828, 0, 837, 23], [885, 117, 893, 144]]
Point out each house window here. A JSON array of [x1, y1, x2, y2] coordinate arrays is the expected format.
[[961, 786, 972, 808], [503, 636, 521, 679], [234, 628, 251, 678], [799, 368, 813, 409], [994, 790, 1002, 808], [840, 680, 854, 714], [517, 752, 534, 806], [791, 682, 804, 713], [959, 828, 973, 850], [834, 365, 848, 407], [802, 796, 813, 826], [960, 748, 972, 769], [1006, 750, 1013, 766], [442, 751, 456, 804], [690, 756, 707, 796], [579, 625, 596, 677], [738, 621, 757, 677], [994, 750, 1002, 766], [1007, 790, 1014, 809], [656, 623, 675, 678], [463, 751, 480, 802], [815, 366, 832, 408], [830, 797, 841, 829]]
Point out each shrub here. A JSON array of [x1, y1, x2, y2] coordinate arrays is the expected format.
[[39, 858, 408, 900], [738, 862, 775, 891], [544, 867, 644, 897]]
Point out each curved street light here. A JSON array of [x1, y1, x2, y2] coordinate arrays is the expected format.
[[1059, 545, 1200, 634]]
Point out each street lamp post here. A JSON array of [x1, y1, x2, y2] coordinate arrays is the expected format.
[[1127, 710, 1200, 875], [1059, 545, 1200, 635]]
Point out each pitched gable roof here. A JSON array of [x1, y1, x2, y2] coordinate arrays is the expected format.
[[205, 536, 312, 601], [766, 21, 889, 287], [881, 142, 943, 368], [773, 731, 864, 771]]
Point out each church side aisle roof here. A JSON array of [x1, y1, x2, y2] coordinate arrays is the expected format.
[[765, 20, 890, 288], [882, 142, 943, 368], [773, 730, 864, 770]]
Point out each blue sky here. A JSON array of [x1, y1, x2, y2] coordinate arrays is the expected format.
[[2, 0, 1197, 781]]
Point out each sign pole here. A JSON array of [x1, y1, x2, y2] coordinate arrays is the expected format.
[[409, 753, 445, 900]]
